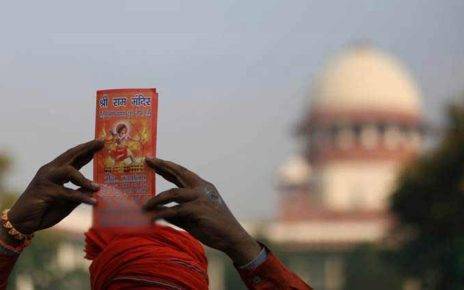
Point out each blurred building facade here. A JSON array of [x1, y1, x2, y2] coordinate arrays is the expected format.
[[267, 44, 425, 290], [214, 44, 426, 290]]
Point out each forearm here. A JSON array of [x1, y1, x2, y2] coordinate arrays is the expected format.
[[0, 228, 22, 290], [235, 243, 313, 290]]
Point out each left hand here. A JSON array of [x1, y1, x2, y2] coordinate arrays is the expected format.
[[143, 157, 261, 265], [7, 140, 104, 235]]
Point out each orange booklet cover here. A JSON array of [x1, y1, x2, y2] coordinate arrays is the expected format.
[[93, 88, 158, 228]]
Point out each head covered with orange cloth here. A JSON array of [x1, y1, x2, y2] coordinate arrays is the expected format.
[[85, 226, 209, 290]]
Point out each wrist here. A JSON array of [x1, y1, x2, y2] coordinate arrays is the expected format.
[[7, 205, 34, 235], [0, 226, 32, 256], [0, 226, 22, 247], [1, 208, 35, 242], [224, 231, 261, 266]]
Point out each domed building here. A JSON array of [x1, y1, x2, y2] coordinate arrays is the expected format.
[[267, 44, 425, 289], [279, 44, 424, 221]]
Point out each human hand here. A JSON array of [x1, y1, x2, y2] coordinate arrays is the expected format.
[[7, 140, 104, 235], [143, 157, 261, 265]]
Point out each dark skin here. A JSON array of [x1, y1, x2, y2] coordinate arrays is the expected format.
[[0, 140, 104, 287], [1, 140, 260, 266], [143, 157, 261, 265], [5, 140, 104, 241]]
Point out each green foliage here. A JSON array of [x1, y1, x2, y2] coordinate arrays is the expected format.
[[0, 156, 14, 207], [390, 104, 464, 290], [344, 244, 403, 290], [8, 231, 90, 290]]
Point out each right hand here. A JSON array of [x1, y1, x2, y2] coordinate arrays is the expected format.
[[143, 157, 261, 265], [7, 140, 104, 235]]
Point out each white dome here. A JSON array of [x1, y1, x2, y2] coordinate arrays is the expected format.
[[310, 45, 421, 116], [278, 156, 311, 185]]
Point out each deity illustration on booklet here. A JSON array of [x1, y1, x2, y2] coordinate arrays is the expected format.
[[93, 88, 158, 228]]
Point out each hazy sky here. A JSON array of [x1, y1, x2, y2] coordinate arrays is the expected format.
[[0, 0, 463, 219]]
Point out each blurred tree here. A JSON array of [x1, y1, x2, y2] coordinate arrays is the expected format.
[[0, 155, 18, 218], [344, 244, 403, 290], [390, 104, 464, 290], [0, 154, 90, 290]]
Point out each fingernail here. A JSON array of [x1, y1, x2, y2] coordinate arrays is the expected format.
[[91, 182, 100, 190], [89, 198, 97, 205]]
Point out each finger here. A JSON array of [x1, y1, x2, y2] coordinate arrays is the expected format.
[[164, 216, 190, 230], [54, 139, 104, 168], [52, 167, 99, 191], [68, 170, 100, 191], [145, 157, 202, 188], [61, 188, 97, 205], [71, 139, 105, 169], [143, 188, 197, 211], [150, 205, 184, 220]]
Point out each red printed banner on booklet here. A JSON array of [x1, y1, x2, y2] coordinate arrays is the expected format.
[[93, 88, 158, 228]]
